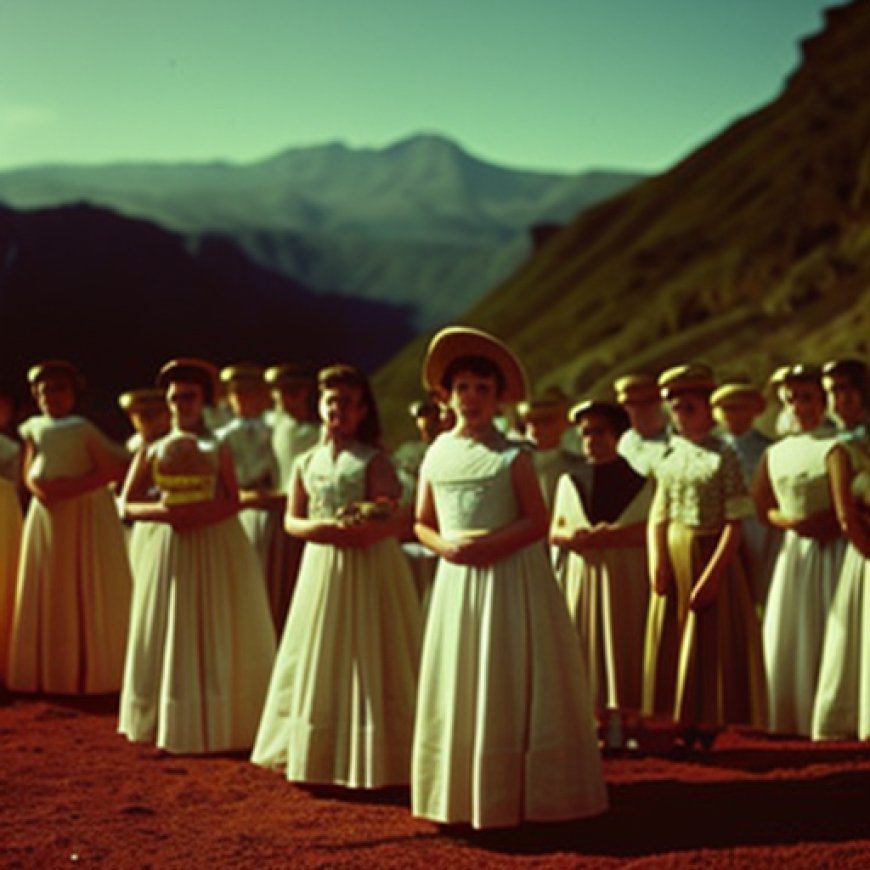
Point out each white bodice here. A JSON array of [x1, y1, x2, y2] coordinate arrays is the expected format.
[[420, 431, 522, 535], [216, 416, 278, 489], [301, 441, 377, 520], [767, 428, 837, 518], [20, 414, 120, 480]]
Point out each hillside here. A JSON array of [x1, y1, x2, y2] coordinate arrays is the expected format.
[[0, 204, 413, 414], [0, 136, 644, 327], [374, 0, 870, 441]]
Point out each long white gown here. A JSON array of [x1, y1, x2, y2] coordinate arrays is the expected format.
[[251, 440, 422, 788], [763, 426, 846, 736], [411, 431, 607, 829], [118, 432, 276, 753]]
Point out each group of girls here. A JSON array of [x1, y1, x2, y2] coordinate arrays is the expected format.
[[1, 335, 867, 831]]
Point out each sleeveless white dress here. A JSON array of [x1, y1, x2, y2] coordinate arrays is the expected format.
[[7, 415, 132, 694], [763, 427, 846, 735], [0, 477, 22, 683], [812, 438, 870, 740], [411, 431, 607, 829], [118, 432, 276, 753], [251, 440, 422, 788]]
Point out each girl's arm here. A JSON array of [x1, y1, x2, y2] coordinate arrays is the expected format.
[[121, 448, 172, 523], [419, 451, 548, 568], [751, 451, 779, 528], [689, 520, 742, 611], [828, 444, 870, 557], [580, 520, 647, 550]]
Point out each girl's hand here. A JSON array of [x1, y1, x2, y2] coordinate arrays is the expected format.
[[442, 535, 494, 567], [652, 562, 674, 596]]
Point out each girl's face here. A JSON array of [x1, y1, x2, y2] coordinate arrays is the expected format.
[[319, 384, 367, 440], [668, 391, 714, 440], [166, 381, 205, 432], [449, 371, 500, 430], [35, 377, 75, 419], [578, 414, 619, 464], [784, 381, 825, 432]]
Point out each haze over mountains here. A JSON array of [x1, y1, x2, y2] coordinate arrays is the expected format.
[[375, 0, 870, 438], [0, 135, 644, 327]]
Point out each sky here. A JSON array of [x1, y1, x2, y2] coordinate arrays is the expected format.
[[0, 0, 846, 174]]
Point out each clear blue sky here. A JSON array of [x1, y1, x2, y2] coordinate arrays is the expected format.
[[0, 0, 844, 173]]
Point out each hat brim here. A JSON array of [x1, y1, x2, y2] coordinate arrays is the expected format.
[[423, 327, 528, 403]]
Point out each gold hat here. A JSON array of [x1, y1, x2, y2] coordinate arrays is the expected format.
[[408, 398, 440, 418], [613, 373, 660, 405], [219, 362, 265, 386], [658, 363, 715, 399], [517, 386, 570, 421], [118, 387, 167, 412], [569, 399, 631, 435], [423, 326, 528, 403], [710, 383, 766, 414], [264, 362, 315, 386], [782, 363, 822, 385], [27, 359, 81, 387], [767, 364, 792, 388]]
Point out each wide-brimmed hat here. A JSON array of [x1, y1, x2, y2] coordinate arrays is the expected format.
[[569, 399, 631, 436], [710, 383, 766, 414], [781, 363, 822, 385], [658, 363, 715, 399], [423, 326, 528, 403], [118, 387, 168, 413], [156, 358, 219, 405], [613, 373, 660, 405]]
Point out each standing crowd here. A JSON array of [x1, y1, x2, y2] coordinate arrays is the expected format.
[[0, 330, 867, 830]]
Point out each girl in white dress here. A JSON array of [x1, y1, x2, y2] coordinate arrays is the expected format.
[[7, 361, 132, 694], [119, 358, 276, 754], [812, 434, 870, 740], [754, 365, 845, 736], [412, 327, 607, 830], [252, 364, 422, 788]]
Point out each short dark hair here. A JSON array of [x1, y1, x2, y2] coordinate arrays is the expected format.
[[440, 355, 506, 397], [318, 364, 382, 446]]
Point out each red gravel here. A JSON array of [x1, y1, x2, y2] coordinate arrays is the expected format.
[[1, 693, 869, 869]]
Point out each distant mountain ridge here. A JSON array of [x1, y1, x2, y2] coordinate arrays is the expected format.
[[0, 135, 645, 326]]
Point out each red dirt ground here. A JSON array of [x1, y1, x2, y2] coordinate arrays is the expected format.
[[1, 693, 869, 869]]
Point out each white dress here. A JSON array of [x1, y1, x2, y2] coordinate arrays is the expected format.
[[7, 415, 132, 694], [251, 440, 422, 788], [118, 432, 276, 753], [411, 431, 607, 829], [551, 460, 653, 713], [812, 438, 870, 740], [763, 427, 846, 736]]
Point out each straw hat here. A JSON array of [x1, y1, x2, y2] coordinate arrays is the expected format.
[[264, 362, 316, 386], [517, 386, 570, 421], [569, 399, 631, 436], [219, 362, 265, 387], [710, 383, 766, 415], [658, 363, 715, 399], [423, 326, 528, 403], [613, 373, 660, 405], [118, 387, 167, 413]]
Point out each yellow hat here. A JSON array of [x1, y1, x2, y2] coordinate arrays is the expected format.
[[219, 362, 265, 386], [613, 373, 660, 404], [658, 363, 715, 399], [264, 362, 315, 386], [423, 326, 528, 403], [710, 383, 766, 414], [517, 386, 570, 421], [118, 387, 167, 412]]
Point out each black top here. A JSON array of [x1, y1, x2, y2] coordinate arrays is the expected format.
[[569, 456, 647, 525]]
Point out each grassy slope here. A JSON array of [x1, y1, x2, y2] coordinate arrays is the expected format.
[[374, 1, 870, 444]]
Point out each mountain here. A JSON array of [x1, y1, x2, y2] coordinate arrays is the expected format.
[[0, 203, 414, 418], [373, 1, 870, 440], [0, 135, 645, 327]]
